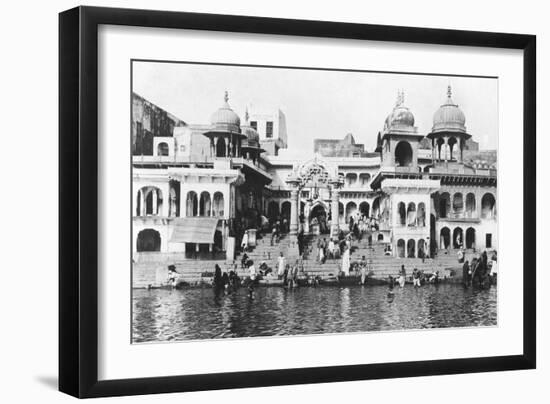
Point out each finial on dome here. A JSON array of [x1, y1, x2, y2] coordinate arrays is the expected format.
[[245, 106, 249, 122], [224, 91, 229, 103], [447, 85, 452, 99], [401, 89, 405, 105]]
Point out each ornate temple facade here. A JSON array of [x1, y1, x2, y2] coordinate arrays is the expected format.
[[132, 87, 497, 260]]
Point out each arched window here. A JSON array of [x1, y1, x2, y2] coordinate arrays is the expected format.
[[213, 192, 224, 217], [465, 193, 476, 218], [417, 202, 426, 227], [377, 234, 384, 241], [448, 137, 457, 161], [157, 142, 169, 156], [453, 193, 464, 216], [439, 192, 451, 218], [199, 192, 211, 216], [345, 202, 357, 223], [169, 188, 178, 217], [436, 138, 445, 161], [481, 193, 496, 219], [466, 227, 476, 249], [359, 201, 370, 218], [398, 202, 406, 226], [440, 227, 451, 249], [186, 191, 198, 217], [137, 186, 162, 216], [395, 141, 413, 167], [372, 197, 381, 218], [216, 137, 226, 157], [338, 202, 344, 222], [407, 202, 416, 226], [453, 227, 464, 249], [417, 239, 426, 258], [345, 173, 358, 187], [407, 239, 416, 258], [359, 173, 371, 186], [281, 201, 291, 223], [137, 229, 161, 252], [397, 239, 406, 258]]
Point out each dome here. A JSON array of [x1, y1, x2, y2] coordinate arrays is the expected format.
[[385, 90, 415, 130], [210, 91, 241, 133], [390, 105, 415, 127], [432, 86, 466, 133]]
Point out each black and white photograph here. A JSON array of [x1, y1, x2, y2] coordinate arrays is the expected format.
[[131, 61, 498, 343]]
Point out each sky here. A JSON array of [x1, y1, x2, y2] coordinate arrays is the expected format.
[[133, 61, 498, 159]]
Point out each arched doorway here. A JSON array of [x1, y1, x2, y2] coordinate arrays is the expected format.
[[372, 197, 381, 218], [213, 192, 224, 217], [407, 202, 416, 226], [199, 191, 211, 216], [359, 201, 370, 218], [466, 227, 476, 249], [267, 201, 279, 223], [453, 227, 464, 248], [439, 192, 451, 218], [417, 202, 426, 227], [186, 191, 198, 216], [137, 229, 161, 252], [448, 137, 457, 160], [216, 137, 226, 157], [377, 233, 384, 241], [453, 192, 464, 217], [345, 201, 357, 223], [440, 227, 450, 249], [465, 193, 476, 218], [395, 141, 413, 167], [398, 202, 406, 225], [397, 239, 405, 258], [418, 239, 426, 258], [281, 201, 291, 226], [310, 203, 328, 234], [481, 193, 496, 218], [407, 239, 416, 258]]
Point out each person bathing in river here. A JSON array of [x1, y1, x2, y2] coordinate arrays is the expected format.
[[412, 268, 421, 287], [398, 265, 406, 288], [341, 245, 351, 276], [277, 252, 286, 279], [167, 265, 178, 289]]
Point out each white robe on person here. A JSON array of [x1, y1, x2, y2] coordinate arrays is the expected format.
[[341, 248, 351, 276]]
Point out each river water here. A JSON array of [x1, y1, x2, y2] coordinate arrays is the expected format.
[[132, 284, 497, 343]]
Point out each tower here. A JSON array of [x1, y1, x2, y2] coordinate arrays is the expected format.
[[380, 90, 424, 171], [427, 85, 471, 164]]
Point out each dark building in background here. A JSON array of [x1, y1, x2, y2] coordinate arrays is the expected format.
[[132, 93, 186, 155], [314, 133, 377, 158]]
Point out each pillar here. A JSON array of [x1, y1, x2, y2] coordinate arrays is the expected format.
[[331, 188, 340, 237], [152, 189, 158, 215], [303, 200, 312, 234], [139, 189, 144, 216], [289, 188, 299, 235]]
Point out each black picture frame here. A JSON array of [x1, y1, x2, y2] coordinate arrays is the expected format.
[[59, 6, 536, 398]]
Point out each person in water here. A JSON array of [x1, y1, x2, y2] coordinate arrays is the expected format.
[[412, 268, 421, 287], [398, 265, 406, 287], [167, 265, 178, 289], [462, 260, 470, 287]]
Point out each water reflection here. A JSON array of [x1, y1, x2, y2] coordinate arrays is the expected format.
[[132, 284, 497, 343]]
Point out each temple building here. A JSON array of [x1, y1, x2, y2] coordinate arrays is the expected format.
[[132, 86, 497, 263]]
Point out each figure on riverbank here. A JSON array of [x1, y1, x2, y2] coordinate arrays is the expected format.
[[462, 260, 470, 287], [213, 264, 224, 299]]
